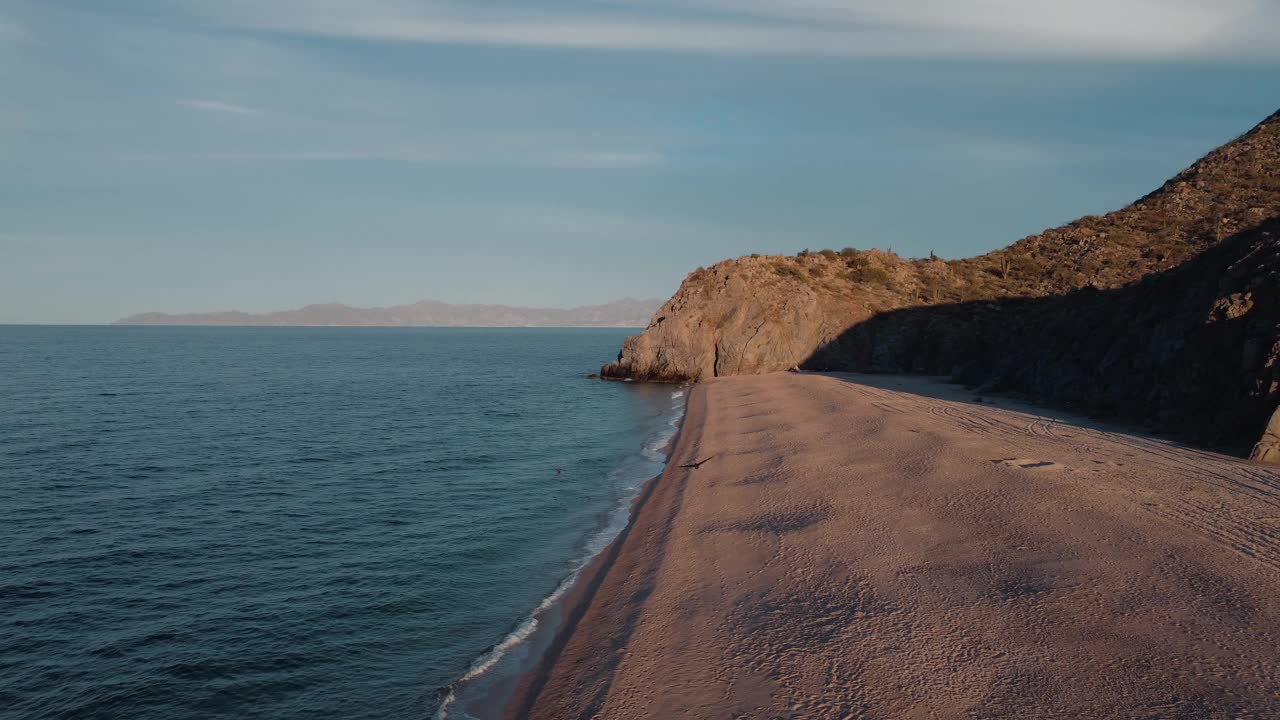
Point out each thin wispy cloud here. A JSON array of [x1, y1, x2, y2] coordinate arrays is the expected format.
[[677, 0, 1264, 53], [539, 150, 667, 170], [182, 2, 899, 58], [128, 151, 429, 163], [176, 99, 265, 115], [173, 0, 1278, 59], [4, 0, 1277, 323]]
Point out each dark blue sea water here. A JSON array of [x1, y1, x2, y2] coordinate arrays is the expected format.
[[0, 326, 683, 720]]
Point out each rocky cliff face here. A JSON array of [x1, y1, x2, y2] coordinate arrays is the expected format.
[[1250, 406, 1280, 463], [812, 220, 1280, 452], [602, 256, 875, 381], [604, 109, 1280, 457]]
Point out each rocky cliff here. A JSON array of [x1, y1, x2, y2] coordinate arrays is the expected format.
[[600, 255, 877, 381], [604, 108, 1280, 456], [811, 219, 1280, 452]]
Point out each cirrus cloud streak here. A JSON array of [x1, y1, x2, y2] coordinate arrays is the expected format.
[[176, 0, 1279, 60]]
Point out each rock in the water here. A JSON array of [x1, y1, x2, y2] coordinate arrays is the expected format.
[[1251, 407, 1280, 464]]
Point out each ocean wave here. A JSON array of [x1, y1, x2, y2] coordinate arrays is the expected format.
[[433, 553, 587, 720], [640, 432, 675, 462], [436, 387, 689, 719]]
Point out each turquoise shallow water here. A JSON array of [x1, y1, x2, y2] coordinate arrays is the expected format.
[[0, 326, 682, 719]]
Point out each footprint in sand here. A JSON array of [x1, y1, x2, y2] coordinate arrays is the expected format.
[[992, 458, 1062, 470]]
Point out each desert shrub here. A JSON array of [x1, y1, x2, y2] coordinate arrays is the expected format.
[[919, 273, 949, 302], [848, 266, 890, 285], [1076, 254, 1105, 277], [845, 255, 872, 270], [952, 264, 979, 284], [1049, 265, 1087, 287], [839, 247, 859, 258], [1258, 174, 1280, 192], [818, 249, 838, 260], [956, 285, 985, 303], [774, 263, 805, 280], [1107, 231, 1147, 248], [807, 265, 825, 278], [1006, 253, 1040, 276]]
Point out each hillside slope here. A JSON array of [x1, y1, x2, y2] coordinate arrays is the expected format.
[[603, 109, 1280, 455], [812, 219, 1280, 452]]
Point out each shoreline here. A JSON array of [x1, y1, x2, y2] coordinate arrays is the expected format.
[[506, 372, 1280, 718], [437, 385, 690, 719], [500, 384, 705, 719]]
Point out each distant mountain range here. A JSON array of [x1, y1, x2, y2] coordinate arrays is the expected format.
[[114, 298, 664, 328]]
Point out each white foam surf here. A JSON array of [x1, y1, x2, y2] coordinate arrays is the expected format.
[[435, 385, 688, 720]]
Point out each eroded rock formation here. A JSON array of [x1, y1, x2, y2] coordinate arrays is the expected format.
[[602, 256, 874, 381], [604, 108, 1280, 455], [1252, 407, 1280, 463]]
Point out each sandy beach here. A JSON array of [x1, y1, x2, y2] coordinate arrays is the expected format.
[[508, 372, 1280, 718]]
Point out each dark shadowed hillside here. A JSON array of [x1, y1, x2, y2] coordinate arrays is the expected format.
[[809, 219, 1280, 453], [603, 109, 1280, 456]]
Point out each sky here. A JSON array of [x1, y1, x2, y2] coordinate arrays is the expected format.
[[1, 1, 1278, 324]]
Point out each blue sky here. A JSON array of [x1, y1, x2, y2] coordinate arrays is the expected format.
[[1, 1, 1277, 323]]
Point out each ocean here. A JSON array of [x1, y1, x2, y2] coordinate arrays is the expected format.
[[0, 326, 684, 719]]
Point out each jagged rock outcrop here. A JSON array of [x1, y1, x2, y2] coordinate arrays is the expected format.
[[605, 108, 1280, 454], [1252, 407, 1280, 463], [602, 257, 875, 381]]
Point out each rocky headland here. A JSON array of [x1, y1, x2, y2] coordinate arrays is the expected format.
[[605, 109, 1280, 458]]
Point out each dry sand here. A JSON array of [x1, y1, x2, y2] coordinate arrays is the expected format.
[[508, 372, 1280, 719]]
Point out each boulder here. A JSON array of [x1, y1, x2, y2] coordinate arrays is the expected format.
[[1250, 406, 1280, 464]]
